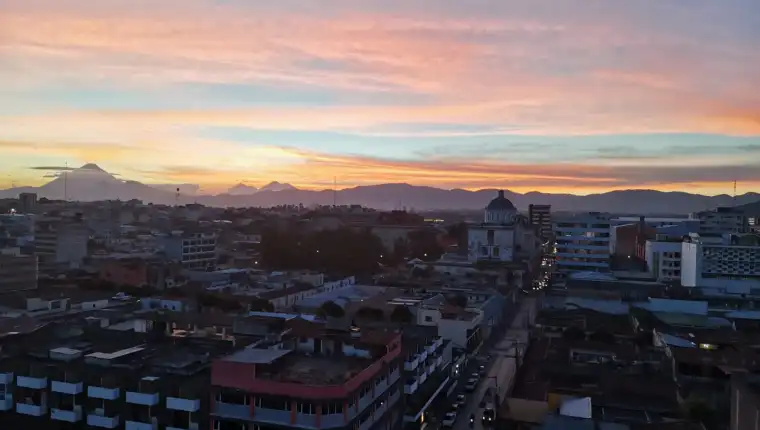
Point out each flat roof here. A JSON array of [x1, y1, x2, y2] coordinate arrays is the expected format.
[[223, 348, 293, 364]]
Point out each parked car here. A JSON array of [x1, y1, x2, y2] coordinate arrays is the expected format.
[[455, 394, 467, 407], [478, 365, 487, 376]]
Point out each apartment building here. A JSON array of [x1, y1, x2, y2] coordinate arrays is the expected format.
[[398, 327, 450, 430], [0, 247, 37, 292], [0, 320, 245, 430], [210, 322, 403, 430], [681, 233, 760, 288], [160, 230, 218, 271], [553, 212, 612, 274]]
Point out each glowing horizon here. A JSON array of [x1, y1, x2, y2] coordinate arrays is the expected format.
[[1, 0, 758, 196]]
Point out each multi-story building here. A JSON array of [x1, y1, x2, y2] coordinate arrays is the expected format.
[[160, 230, 218, 271], [0, 247, 37, 292], [731, 373, 760, 430], [0, 317, 246, 430], [645, 235, 683, 283], [33, 217, 89, 274], [467, 191, 538, 263], [528, 204, 552, 241], [397, 327, 450, 430], [18, 193, 37, 214], [692, 207, 750, 235], [210, 321, 403, 430], [553, 212, 612, 274], [681, 233, 760, 288]]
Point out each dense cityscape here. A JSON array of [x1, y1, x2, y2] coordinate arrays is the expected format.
[[0, 188, 758, 430]]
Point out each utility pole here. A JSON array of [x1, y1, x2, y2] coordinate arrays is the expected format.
[[333, 176, 337, 206], [733, 180, 737, 207]]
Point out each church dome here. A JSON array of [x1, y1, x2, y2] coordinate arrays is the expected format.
[[486, 190, 516, 211]]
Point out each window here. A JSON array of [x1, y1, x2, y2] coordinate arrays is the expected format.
[[325, 401, 344, 415], [480, 247, 488, 256], [486, 230, 494, 245], [492, 247, 500, 257], [424, 316, 433, 322], [298, 402, 316, 414], [258, 396, 289, 410]]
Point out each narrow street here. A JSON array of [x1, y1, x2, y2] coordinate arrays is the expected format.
[[450, 296, 536, 430]]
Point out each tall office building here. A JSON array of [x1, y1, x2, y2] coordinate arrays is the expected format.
[[159, 230, 218, 271], [18, 193, 37, 214], [691, 207, 750, 235], [0, 247, 37, 292], [553, 212, 612, 274], [34, 217, 89, 274], [528, 204, 552, 240]]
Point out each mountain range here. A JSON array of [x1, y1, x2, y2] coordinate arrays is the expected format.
[[2, 164, 758, 214]]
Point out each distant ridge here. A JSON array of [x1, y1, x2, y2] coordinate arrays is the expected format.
[[1, 165, 758, 213]]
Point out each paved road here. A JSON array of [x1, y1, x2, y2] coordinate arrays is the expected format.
[[450, 297, 536, 430]]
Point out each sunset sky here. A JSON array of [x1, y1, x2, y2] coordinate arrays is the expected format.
[[1, 0, 759, 195]]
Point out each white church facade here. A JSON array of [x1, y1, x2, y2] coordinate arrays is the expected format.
[[467, 190, 538, 263]]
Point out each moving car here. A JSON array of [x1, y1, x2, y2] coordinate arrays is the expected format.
[[454, 394, 467, 407], [482, 404, 496, 426], [478, 364, 487, 376], [464, 378, 478, 392], [442, 409, 458, 427]]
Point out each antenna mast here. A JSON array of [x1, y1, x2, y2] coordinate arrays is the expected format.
[[333, 176, 337, 206], [733, 180, 737, 207], [64, 162, 68, 203]]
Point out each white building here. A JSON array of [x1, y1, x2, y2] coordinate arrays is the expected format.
[[681, 233, 760, 288], [691, 207, 750, 235], [159, 230, 218, 271], [645, 237, 683, 282], [553, 212, 612, 274], [467, 190, 537, 263]]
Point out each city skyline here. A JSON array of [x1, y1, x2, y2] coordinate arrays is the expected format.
[[1, 0, 759, 195]]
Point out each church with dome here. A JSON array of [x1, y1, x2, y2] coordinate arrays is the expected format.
[[467, 190, 539, 263]]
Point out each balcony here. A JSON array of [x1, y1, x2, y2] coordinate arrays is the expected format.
[[126, 391, 160, 406], [252, 407, 290, 423], [88, 386, 120, 400], [213, 402, 250, 419], [295, 413, 318, 427], [126, 420, 157, 430], [389, 368, 400, 383], [0, 372, 13, 384], [0, 393, 13, 411], [404, 355, 420, 371], [16, 402, 46, 416], [52, 380, 84, 395], [88, 412, 120, 429], [167, 424, 199, 430], [51, 406, 83, 422], [321, 412, 345, 428], [167, 397, 201, 412], [420, 350, 429, 363], [404, 380, 418, 394], [16, 375, 47, 389]]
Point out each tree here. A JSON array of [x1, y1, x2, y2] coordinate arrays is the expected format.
[[447, 294, 468, 309], [684, 395, 717, 430], [319, 301, 345, 319], [588, 329, 616, 343], [249, 298, 275, 312], [562, 326, 586, 341], [390, 305, 414, 324], [407, 229, 444, 260], [356, 307, 385, 321]]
